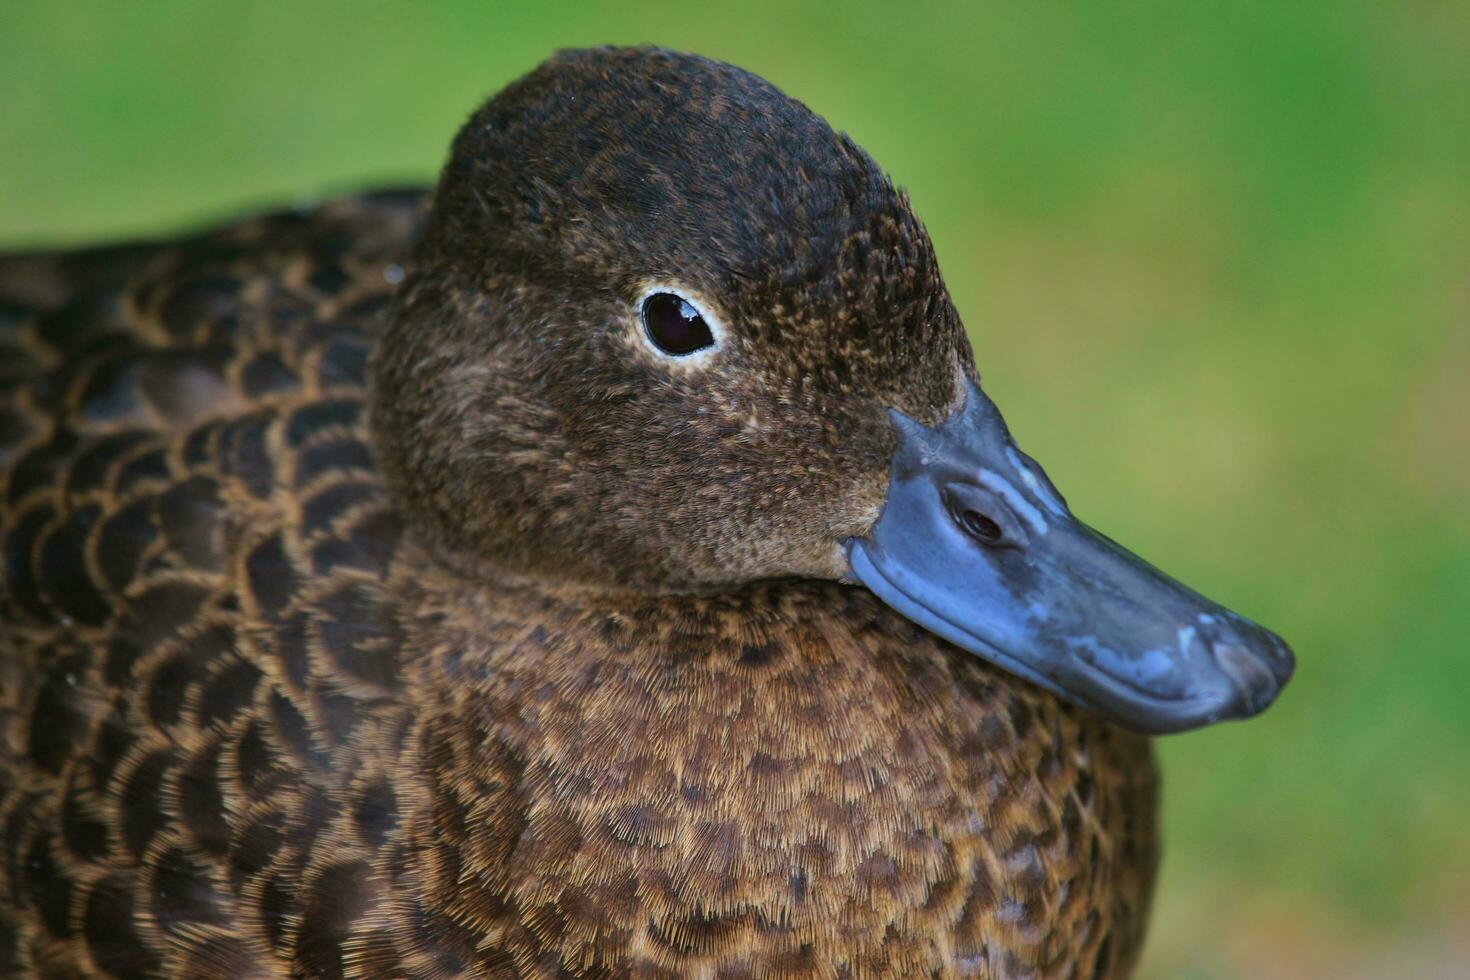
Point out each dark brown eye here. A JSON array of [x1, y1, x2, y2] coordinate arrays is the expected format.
[[642, 292, 715, 355], [958, 509, 1004, 544]]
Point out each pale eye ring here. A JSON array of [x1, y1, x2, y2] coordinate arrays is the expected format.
[[641, 291, 715, 356]]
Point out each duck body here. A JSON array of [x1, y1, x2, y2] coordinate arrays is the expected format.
[[0, 192, 1155, 976], [0, 46, 1293, 979]]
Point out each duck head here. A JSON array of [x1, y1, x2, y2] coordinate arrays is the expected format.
[[372, 46, 1293, 734]]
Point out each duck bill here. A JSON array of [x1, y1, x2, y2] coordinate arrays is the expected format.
[[847, 378, 1294, 735]]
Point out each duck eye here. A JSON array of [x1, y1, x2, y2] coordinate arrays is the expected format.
[[641, 292, 715, 356]]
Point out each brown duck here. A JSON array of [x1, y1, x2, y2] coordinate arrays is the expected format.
[[0, 47, 1293, 978]]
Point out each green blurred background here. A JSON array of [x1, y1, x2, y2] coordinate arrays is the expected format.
[[2, 2, 1466, 976]]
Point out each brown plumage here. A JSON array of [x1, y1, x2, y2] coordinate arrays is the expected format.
[[0, 48, 1158, 977]]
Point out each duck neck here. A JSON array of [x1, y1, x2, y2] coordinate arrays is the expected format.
[[378, 536, 1159, 975]]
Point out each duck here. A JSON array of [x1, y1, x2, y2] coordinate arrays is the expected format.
[[0, 46, 1293, 979]]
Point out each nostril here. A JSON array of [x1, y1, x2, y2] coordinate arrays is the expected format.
[[957, 509, 1003, 545], [942, 482, 1020, 549]]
